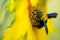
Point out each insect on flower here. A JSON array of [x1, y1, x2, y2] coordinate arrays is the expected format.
[[28, 0, 58, 34], [33, 11, 57, 34]]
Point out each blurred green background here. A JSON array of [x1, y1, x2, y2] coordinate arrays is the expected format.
[[47, 0, 60, 40]]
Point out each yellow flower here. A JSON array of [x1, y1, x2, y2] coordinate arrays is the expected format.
[[3, 0, 56, 40]]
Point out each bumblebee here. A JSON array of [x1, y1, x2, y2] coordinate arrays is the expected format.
[[28, 1, 57, 34]]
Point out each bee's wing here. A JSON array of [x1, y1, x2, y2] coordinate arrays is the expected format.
[[47, 13, 57, 19], [44, 21, 48, 34]]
